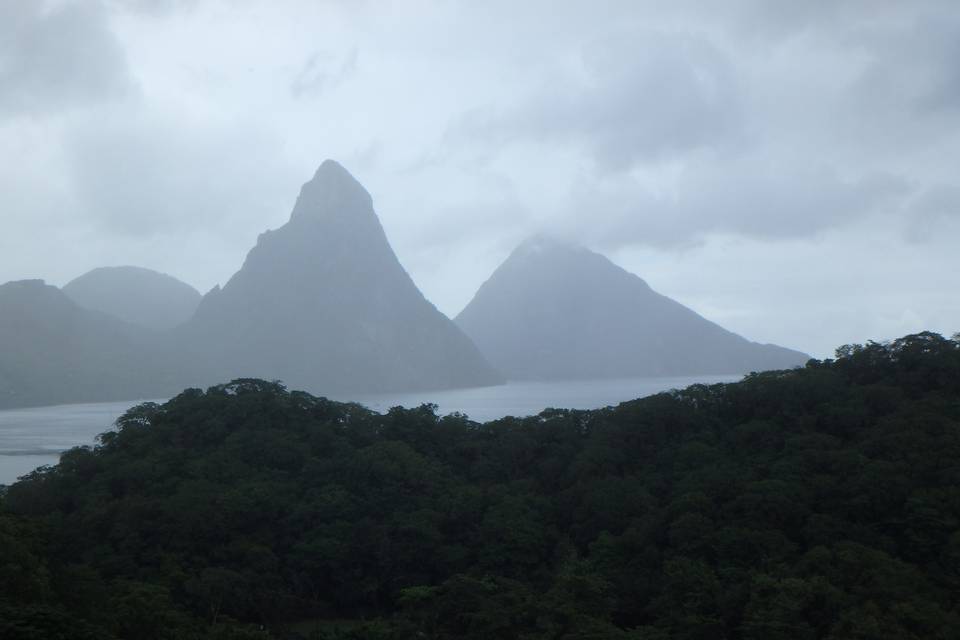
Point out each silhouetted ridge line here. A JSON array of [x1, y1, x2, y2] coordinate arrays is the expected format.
[[63, 266, 201, 331], [179, 160, 503, 394], [456, 238, 809, 379]]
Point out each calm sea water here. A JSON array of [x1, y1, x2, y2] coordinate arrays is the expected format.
[[0, 375, 738, 485]]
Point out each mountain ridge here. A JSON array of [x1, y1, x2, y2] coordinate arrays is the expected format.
[[63, 265, 201, 331], [0, 279, 181, 408], [456, 237, 809, 380], [180, 159, 503, 394]]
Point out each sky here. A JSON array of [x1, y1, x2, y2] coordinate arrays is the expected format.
[[1, 0, 958, 359]]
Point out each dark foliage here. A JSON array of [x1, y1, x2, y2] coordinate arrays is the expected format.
[[1, 332, 959, 638]]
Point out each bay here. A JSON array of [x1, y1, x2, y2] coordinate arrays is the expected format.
[[0, 374, 738, 485], [344, 374, 739, 422]]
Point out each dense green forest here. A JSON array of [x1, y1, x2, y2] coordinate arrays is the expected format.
[[1, 332, 959, 639]]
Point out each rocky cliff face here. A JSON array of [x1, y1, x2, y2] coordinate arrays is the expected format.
[[456, 237, 809, 380], [180, 160, 502, 394]]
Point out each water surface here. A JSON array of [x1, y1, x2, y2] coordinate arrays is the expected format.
[[0, 400, 160, 485], [345, 375, 738, 422], [0, 375, 738, 485]]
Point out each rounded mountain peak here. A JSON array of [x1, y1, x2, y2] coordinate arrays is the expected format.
[[63, 266, 201, 331], [290, 159, 373, 222]]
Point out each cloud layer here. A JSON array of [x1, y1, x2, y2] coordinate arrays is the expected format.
[[0, 1, 132, 115], [0, 0, 958, 357]]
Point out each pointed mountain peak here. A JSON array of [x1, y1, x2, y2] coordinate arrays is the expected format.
[[185, 160, 501, 394], [312, 158, 357, 183], [290, 159, 373, 222]]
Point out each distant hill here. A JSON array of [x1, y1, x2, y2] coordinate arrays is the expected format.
[[63, 266, 201, 331], [456, 237, 809, 379], [0, 161, 500, 407], [0, 280, 180, 408], [179, 160, 502, 394]]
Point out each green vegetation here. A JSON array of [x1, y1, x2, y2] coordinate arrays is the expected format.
[[2, 332, 959, 639]]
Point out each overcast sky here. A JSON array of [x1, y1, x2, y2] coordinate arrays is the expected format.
[[2, 0, 958, 358]]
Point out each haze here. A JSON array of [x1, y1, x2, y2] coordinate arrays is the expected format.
[[2, 0, 958, 358]]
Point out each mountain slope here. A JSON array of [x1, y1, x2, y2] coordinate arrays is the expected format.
[[180, 160, 502, 394], [63, 265, 201, 331], [456, 238, 809, 379], [0, 280, 180, 408]]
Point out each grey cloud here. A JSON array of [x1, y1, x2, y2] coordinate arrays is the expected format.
[[382, 165, 534, 254], [680, 0, 952, 44], [105, 0, 199, 15], [553, 159, 911, 249], [438, 4, 952, 251], [0, 1, 133, 116], [1, 0, 957, 358], [858, 13, 960, 115], [709, 0, 879, 40], [64, 109, 294, 238], [809, 6, 960, 159], [403, 199, 533, 254], [291, 49, 358, 99], [454, 30, 744, 170], [904, 184, 960, 242]]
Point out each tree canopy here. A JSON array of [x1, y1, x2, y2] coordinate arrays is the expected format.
[[1, 332, 958, 638]]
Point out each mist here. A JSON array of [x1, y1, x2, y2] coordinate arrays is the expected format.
[[1, 0, 958, 359], [1, 3, 959, 638]]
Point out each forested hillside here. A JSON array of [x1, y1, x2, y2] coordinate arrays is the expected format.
[[1, 332, 958, 639]]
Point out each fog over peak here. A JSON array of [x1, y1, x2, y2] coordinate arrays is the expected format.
[[514, 234, 582, 256]]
